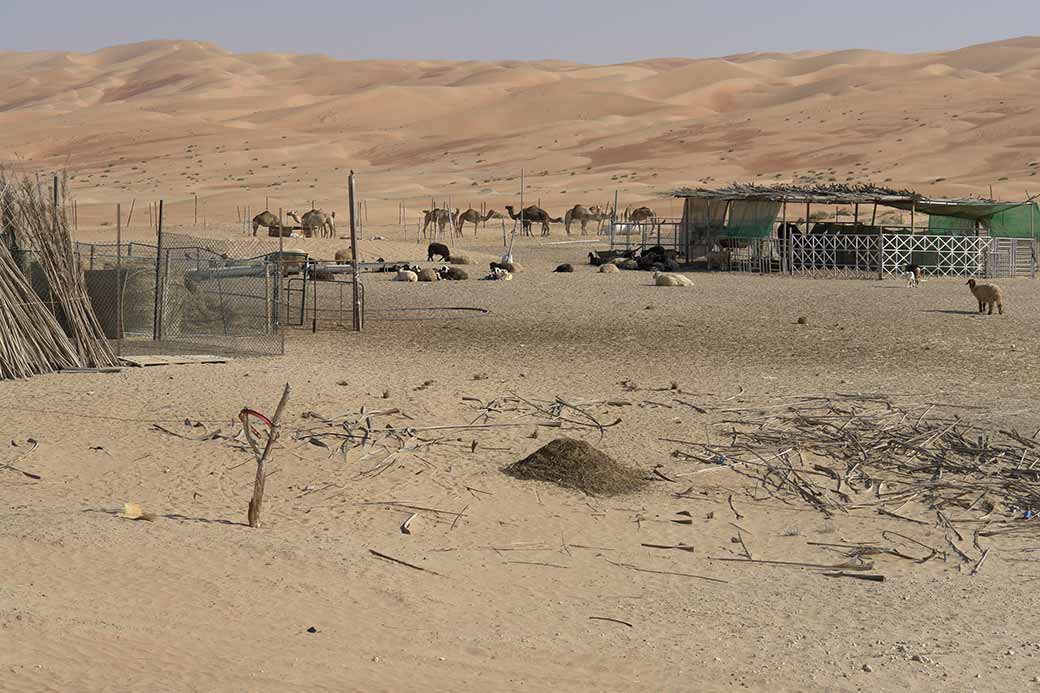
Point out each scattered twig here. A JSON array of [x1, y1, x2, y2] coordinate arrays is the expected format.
[[369, 549, 442, 576]]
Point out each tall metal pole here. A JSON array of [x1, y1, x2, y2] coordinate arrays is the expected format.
[[348, 171, 362, 331], [153, 200, 165, 340], [116, 203, 123, 356]]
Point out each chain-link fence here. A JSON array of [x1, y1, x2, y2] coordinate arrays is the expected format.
[[70, 233, 286, 357]]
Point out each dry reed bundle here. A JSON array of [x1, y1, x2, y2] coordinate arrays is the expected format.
[[0, 170, 118, 377], [0, 225, 82, 378]]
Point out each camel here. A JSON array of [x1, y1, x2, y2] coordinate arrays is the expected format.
[[421, 208, 454, 239], [564, 205, 608, 236], [455, 208, 495, 236], [290, 209, 336, 238], [625, 206, 656, 224], [505, 205, 562, 237], [252, 210, 283, 236]]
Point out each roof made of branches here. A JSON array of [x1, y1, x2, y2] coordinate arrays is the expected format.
[[671, 182, 997, 206]]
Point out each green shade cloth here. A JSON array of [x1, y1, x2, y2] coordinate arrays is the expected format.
[[928, 215, 976, 235], [724, 200, 782, 239], [987, 202, 1040, 238], [925, 202, 1039, 238]]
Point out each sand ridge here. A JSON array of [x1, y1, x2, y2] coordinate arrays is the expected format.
[[2, 38, 1040, 233]]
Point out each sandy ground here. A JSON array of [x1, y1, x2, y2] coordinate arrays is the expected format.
[[4, 37, 1040, 692], [3, 229, 1040, 691]]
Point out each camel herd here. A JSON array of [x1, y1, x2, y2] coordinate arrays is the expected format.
[[252, 208, 336, 238], [251, 202, 657, 241], [419, 204, 657, 239]]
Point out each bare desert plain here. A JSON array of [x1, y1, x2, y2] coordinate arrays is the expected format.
[[2, 37, 1040, 693]]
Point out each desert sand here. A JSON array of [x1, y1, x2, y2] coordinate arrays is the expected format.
[[2, 39, 1040, 693], [2, 37, 1040, 232]]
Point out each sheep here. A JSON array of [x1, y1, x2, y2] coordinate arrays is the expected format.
[[966, 279, 1004, 315], [618, 258, 639, 271], [449, 253, 472, 265], [417, 268, 440, 282], [394, 270, 418, 282], [554, 263, 574, 273], [490, 261, 524, 274], [439, 266, 468, 281], [653, 271, 693, 287], [427, 242, 451, 261], [334, 248, 354, 263], [599, 263, 620, 274], [588, 251, 604, 266]]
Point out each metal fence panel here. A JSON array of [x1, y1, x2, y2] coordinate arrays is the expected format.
[[73, 234, 285, 357]]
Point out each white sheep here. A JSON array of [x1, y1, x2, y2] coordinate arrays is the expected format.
[[966, 279, 1004, 314], [599, 263, 620, 274], [653, 271, 693, 287], [394, 270, 419, 282]]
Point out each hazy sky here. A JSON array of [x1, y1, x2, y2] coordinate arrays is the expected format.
[[4, 0, 1037, 63]]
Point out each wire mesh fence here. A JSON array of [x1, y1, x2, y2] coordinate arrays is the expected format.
[[70, 234, 286, 357]]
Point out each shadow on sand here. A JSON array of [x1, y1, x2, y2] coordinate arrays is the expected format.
[[84, 508, 248, 527]]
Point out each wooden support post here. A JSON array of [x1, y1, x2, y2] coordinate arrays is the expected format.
[[247, 384, 291, 528], [910, 200, 916, 235], [782, 199, 792, 274], [349, 171, 363, 332]]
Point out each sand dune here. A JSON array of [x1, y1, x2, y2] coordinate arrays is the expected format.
[[1, 37, 1040, 232]]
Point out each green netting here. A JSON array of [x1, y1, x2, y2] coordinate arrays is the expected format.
[[987, 202, 1040, 238], [724, 200, 781, 239], [928, 215, 975, 235]]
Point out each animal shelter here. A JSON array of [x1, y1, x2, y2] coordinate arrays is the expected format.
[[674, 183, 1040, 279]]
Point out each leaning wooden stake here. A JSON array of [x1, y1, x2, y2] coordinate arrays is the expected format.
[[247, 383, 292, 528]]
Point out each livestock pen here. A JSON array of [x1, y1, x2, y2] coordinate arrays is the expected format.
[[673, 183, 1040, 279]]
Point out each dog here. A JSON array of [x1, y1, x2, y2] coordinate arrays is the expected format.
[[905, 263, 923, 288]]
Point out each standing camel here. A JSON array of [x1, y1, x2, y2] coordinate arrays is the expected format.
[[455, 208, 495, 236], [421, 208, 454, 239], [564, 205, 608, 236], [625, 206, 656, 224], [252, 210, 301, 237], [290, 209, 336, 238], [505, 205, 562, 237]]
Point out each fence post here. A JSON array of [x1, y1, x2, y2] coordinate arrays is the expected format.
[[348, 171, 363, 332], [116, 203, 122, 357], [877, 231, 884, 280], [153, 200, 164, 340]]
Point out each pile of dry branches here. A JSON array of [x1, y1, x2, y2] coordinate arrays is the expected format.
[[671, 394, 1040, 536], [0, 171, 117, 378]]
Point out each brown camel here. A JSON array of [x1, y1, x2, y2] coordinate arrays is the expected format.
[[421, 208, 454, 239], [455, 208, 495, 236], [290, 209, 336, 238], [252, 210, 282, 236], [252, 210, 304, 237], [625, 206, 656, 224], [505, 205, 562, 237], [564, 205, 608, 236]]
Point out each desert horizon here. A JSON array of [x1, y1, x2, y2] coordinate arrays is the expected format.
[[3, 36, 1040, 233]]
